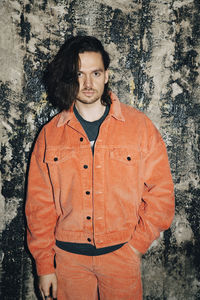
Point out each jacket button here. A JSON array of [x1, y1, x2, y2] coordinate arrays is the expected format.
[[83, 165, 88, 169], [86, 191, 90, 195], [80, 137, 83, 142], [127, 156, 131, 161], [86, 216, 91, 220], [87, 238, 91, 242], [54, 157, 58, 161]]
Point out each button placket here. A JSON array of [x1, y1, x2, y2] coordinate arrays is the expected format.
[[93, 151, 105, 236], [80, 150, 93, 235]]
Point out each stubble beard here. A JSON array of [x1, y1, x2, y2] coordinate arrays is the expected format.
[[76, 90, 102, 105]]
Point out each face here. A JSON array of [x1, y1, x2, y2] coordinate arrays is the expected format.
[[75, 51, 109, 105]]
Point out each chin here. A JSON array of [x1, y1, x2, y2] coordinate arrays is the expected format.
[[76, 95, 101, 104]]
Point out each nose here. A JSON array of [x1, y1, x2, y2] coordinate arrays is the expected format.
[[84, 75, 92, 89]]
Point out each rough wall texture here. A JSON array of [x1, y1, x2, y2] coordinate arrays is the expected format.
[[0, 0, 199, 299]]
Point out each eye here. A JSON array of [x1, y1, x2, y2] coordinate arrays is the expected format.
[[77, 72, 83, 78], [93, 71, 101, 77]]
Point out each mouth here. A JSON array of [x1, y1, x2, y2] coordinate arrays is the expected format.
[[82, 90, 95, 96]]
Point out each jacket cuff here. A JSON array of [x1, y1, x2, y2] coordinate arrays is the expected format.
[[36, 255, 55, 276]]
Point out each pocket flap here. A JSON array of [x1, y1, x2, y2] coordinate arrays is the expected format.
[[110, 148, 140, 165], [44, 148, 74, 163]]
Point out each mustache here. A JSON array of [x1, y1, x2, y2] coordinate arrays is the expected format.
[[82, 89, 95, 92]]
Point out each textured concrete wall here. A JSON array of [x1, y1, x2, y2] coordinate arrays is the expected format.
[[0, 0, 199, 299]]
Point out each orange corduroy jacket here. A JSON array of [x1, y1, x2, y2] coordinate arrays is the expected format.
[[25, 92, 175, 276]]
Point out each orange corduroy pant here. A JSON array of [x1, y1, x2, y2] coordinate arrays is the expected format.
[[54, 243, 142, 300]]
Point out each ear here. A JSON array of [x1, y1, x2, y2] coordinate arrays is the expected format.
[[104, 69, 109, 84]]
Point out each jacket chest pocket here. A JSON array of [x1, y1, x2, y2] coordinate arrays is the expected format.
[[44, 148, 75, 164], [109, 148, 140, 165], [44, 148, 76, 186]]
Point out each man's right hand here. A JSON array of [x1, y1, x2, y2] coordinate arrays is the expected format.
[[39, 273, 57, 300]]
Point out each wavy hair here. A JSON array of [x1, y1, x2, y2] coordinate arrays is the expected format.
[[43, 36, 111, 110]]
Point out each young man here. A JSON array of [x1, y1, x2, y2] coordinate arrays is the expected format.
[[26, 36, 174, 300]]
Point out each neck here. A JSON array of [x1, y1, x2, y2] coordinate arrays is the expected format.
[[75, 100, 106, 122]]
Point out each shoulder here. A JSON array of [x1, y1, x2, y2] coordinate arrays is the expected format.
[[119, 101, 163, 143], [120, 102, 151, 126], [34, 112, 62, 146]]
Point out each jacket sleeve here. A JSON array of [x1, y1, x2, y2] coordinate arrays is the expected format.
[[129, 117, 175, 254], [25, 127, 58, 276]]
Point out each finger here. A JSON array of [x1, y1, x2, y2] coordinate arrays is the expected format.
[[52, 278, 57, 299], [40, 288, 51, 300], [41, 284, 51, 299], [39, 289, 45, 300]]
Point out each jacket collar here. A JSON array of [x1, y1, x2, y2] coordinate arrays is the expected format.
[[56, 91, 125, 127], [109, 91, 125, 122]]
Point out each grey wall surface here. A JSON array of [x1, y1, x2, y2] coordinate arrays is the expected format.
[[0, 0, 199, 299]]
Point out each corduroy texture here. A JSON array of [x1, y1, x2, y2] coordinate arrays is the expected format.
[[55, 243, 142, 300]]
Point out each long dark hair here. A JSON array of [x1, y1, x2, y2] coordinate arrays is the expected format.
[[44, 36, 111, 110]]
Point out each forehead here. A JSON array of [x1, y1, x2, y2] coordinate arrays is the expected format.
[[78, 51, 104, 70]]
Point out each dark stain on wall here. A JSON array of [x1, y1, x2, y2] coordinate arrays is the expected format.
[[137, 0, 153, 110], [1, 98, 28, 299], [0, 82, 11, 119], [186, 185, 200, 276], [20, 12, 31, 43], [1, 215, 25, 299], [166, 2, 200, 298]]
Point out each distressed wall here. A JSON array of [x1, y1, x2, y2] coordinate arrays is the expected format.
[[0, 0, 200, 299]]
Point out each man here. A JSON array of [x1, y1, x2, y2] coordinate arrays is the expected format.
[[26, 36, 174, 300]]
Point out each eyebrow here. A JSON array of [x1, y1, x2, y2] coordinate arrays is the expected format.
[[93, 68, 104, 72], [78, 68, 104, 73]]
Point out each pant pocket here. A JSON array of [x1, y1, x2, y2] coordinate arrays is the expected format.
[[113, 243, 140, 265], [126, 243, 141, 263]]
